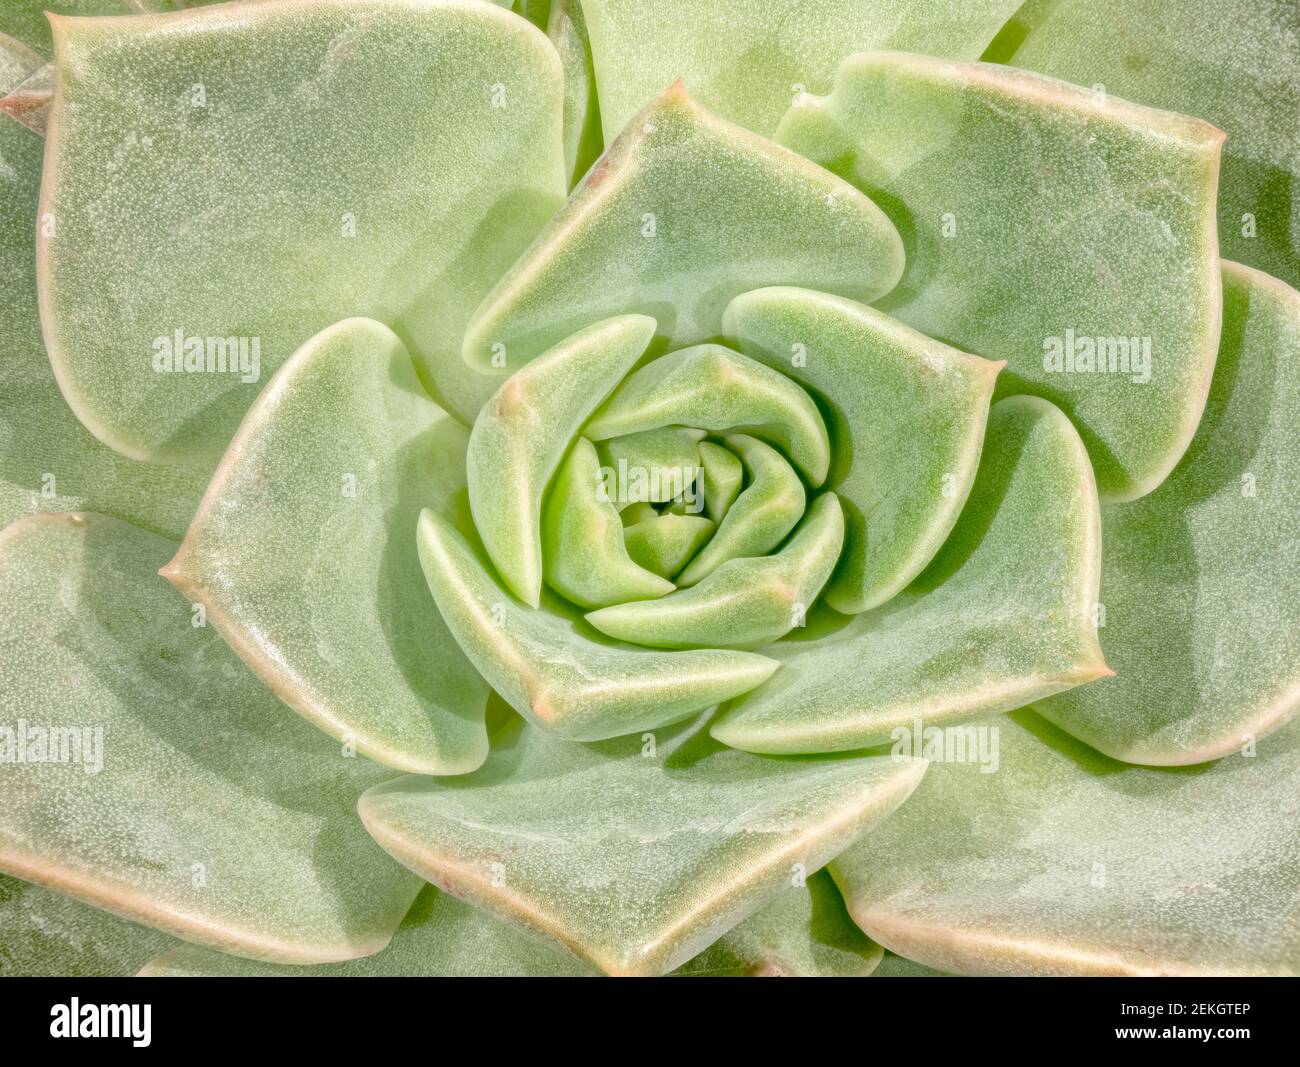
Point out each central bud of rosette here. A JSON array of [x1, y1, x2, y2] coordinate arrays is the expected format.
[[413, 313, 844, 743]]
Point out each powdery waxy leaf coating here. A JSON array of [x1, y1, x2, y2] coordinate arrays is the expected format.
[[0, 512, 420, 963], [1007, 0, 1300, 291], [675, 870, 883, 977], [139, 884, 596, 978], [0, 38, 208, 539], [778, 52, 1225, 501], [585, 343, 831, 484], [541, 437, 674, 608], [358, 713, 926, 975], [581, 0, 1025, 139], [623, 512, 715, 580], [699, 440, 743, 521], [677, 435, 806, 587], [39, 0, 566, 462], [548, 0, 603, 186], [712, 396, 1109, 754], [468, 314, 656, 607], [588, 492, 845, 650], [161, 318, 490, 776], [416, 507, 778, 740], [462, 82, 904, 369], [833, 711, 1300, 976], [0, 873, 174, 978], [725, 286, 1002, 613], [1036, 262, 1300, 764], [596, 426, 704, 507]]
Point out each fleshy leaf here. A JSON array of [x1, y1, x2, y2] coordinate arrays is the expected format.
[[588, 492, 845, 650], [39, 0, 565, 462], [0, 44, 208, 539], [833, 710, 1300, 976], [1006, 0, 1300, 291], [713, 396, 1109, 754], [0, 512, 420, 962], [580, 0, 1024, 138], [358, 714, 926, 975], [468, 315, 656, 607], [139, 884, 596, 978], [416, 508, 778, 740], [1, 873, 174, 977], [0, 61, 51, 135], [548, 0, 602, 185], [674, 870, 882, 977], [872, 952, 952, 977], [595, 426, 704, 507], [585, 344, 831, 485], [1036, 262, 1300, 764], [541, 437, 674, 608], [778, 52, 1224, 501], [623, 512, 715, 579], [699, 440, 743, 522], [725, 286, 1001, 612], [462, 82, 903, 370], [676, 435, 805, 587], [161, 318, 490, 776]]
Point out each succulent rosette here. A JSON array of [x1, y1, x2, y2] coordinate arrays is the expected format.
[[0, 0, 1297, 978]]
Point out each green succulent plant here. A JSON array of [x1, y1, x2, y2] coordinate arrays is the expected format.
[[0, 0, 1296, 978]]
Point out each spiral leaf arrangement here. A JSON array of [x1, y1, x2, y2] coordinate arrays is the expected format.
[[0, 0, 1296, 978]]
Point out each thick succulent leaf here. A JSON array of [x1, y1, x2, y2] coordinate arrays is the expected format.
[[0, 2, 209, 54], [139, 884, 596, 977], [623, 512, 715, 579], [677, 435, 805, 587], [872, 952, 951, 977], [699, 440, 743, 522], [161, 318, 490, 776], [675, 870, 882, 977], [541, 437, 674, 608], [1, 873, 174, 977], [462, 82, 903, 369], [833, 710, 1300, 976], [713, 396, 1108, 754], [468, 315, 656, 607], [0, 60, 51, 135], [416, 508, 778, 740], [39, 0, 565, 462], [588, 492, 845, 649], [0, 32, 40, 87], [586, 344, 831, 484], [0, 50, 207, 539], [595, 426, 704, 507], [778, 52, 1224, 501], [580, 0, 1025, 138], [0, 512, 420, 962], [1006, 0, 1300, 291], [1036, 262, 1300, 764], [548, 0, 602, 185], [359, 713, 926, 975], [725, 286, 1001, 612]]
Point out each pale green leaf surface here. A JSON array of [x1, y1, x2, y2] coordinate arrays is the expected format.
[[872, 951, 951, 977], [462, 82, 904, 370], [1036, 262, 1300, 764], [0, 53, 208, 539], [777, 52, 1224, 501], [548, 0, 602, 185], [595, 426, 704, 507], [416, 508, 778, 740], [0, 512, 421, 962], [623, 512, 715, 580], [674, 870, 882, 977], [676, 435, 805, 587], [0, 873, 175, 977], [162, 318, 490, 776], [358, 713, 926, 975], [580, 0, 1025, 139], [468, 314, 656, 607], [699, 440, 743, 522], [1007, 0, 1300, 291], [586, 343, 831, 484], [725, 286, 1001, 612], [138, 883, 596, 977], [833, 710, 1300, 976], [541, 436, 674, 608], [39, 0, 565, 462], [713, 396, 1108, 754], [588, 492, 845, 649]]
